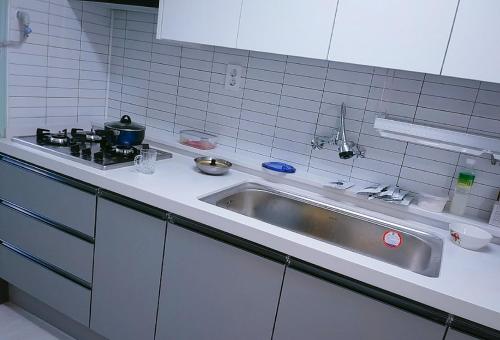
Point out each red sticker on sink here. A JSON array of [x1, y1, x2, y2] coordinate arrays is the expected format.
[[383, 230, 403, 248]]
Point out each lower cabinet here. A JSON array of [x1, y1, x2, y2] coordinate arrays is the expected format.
[[0, 244, 91, 326], [90, 195, 167, 340], [446, 329, 480, 340], [155, 222, 285, 340], [273, 267, 447, 340]]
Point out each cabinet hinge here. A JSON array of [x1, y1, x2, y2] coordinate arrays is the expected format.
[[166, 212, 174, 223], [445, 314, 454, 326]]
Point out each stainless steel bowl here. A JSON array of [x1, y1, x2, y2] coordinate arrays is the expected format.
[[194, 157, 232, 175]]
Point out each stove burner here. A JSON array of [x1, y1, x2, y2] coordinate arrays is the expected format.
[[71, 128, 103, 143], [37, 128, 69, 146], [48, 133, 69, 145], [113, 145, 137, 156], [87, 134, 102, 142]]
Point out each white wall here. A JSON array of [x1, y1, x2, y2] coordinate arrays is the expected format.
[[0, 0, 8, 137], [6, 0, 111, 135]]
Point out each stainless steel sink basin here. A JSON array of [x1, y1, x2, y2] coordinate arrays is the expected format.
[[201, 183, 442, 277]]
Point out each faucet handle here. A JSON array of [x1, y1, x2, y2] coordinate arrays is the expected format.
[[354, 145, 365, 158], [311, 136, 326, 150]]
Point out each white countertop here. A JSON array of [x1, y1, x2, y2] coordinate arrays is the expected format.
[[1, 138, 499, 330]]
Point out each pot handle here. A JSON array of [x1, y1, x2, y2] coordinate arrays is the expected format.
[[134, 155, 143, 169], [120, 115, 132, 124]]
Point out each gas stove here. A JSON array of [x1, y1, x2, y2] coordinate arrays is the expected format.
[[12, 128, 172, 170]]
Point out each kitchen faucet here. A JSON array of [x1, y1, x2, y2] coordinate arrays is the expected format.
[[311, 103, 364, 159]]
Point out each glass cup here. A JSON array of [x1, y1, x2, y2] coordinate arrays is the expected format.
[[134, 149, 157, 174]]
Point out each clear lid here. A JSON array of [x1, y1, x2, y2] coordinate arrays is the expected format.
[[180, 130, 217, 140]]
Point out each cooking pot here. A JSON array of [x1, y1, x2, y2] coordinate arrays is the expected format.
[[104, 115, 145, 146]]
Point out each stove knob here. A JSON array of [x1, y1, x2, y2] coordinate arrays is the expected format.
[[70, 144, 80, 155], [82, 147, 92, 157], [94, 151, 103, 163], [71, 128, 83, 137]]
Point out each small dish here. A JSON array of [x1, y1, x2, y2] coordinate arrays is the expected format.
[[194, 157, 232, 175], [449, 223, 492, 250]]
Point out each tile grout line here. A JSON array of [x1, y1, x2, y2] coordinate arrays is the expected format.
[[234, 50, 251, 154], [44, 1, 50, 126], [350, 65, 376, 182], [171, 43, 182, 136], [393, 69, 426, 190], [103, 9, 114, 121], [77, 2, 87, 124], [306, 62, 330, 173], [143, 13, 153, 129], [269, 55, 287, 160], [202, 46, 216, 135]]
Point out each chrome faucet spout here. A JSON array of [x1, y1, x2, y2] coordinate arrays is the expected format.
[[311, 102, 365, 159], [338, 103, 355, 159]]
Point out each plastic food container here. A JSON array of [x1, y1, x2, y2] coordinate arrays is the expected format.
[[415, 192, 449, 213], [179, 130, 217, 150]]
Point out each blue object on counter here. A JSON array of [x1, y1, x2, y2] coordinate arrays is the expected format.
[[262, 162, 296, 173]]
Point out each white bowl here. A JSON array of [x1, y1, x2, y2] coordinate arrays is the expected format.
[[449, 223, 492, 250]]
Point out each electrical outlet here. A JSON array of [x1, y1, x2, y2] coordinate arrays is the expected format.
[[225, 64, 242, 91]]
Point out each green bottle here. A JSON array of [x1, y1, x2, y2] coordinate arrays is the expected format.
[[450, 159, 476, 216]]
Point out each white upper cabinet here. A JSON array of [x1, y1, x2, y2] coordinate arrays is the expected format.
[[157, 0, 243, 48], [329, 0, 458, 74], [442, 0, 500, 83], [237, 0, 338, 59]]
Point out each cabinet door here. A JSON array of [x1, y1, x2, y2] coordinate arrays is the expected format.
[[0, 203, 94, 283], [442, 0, 500, 83], [156, 223, 284, 340], [329, 0, 458, 74], [0, 155, 96, 237], [237, 0, 338, 59], [157, 0, 242, 48], [0, 244, 91, 326], [446, 329, 480, 340], [273, 268, 446, 340], [90, 197, 166, 340]]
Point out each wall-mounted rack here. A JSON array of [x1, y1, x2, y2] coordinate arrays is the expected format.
[[373, 117, 500, 165], [0, 11, 32, 48]]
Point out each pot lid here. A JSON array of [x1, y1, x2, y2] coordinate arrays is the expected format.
[[105, 115, 145, 132], [262, 162, 296, 173]]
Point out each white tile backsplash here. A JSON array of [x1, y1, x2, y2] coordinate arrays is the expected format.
[[6, 4, 500, 219], [7, 0, 111, 130], [104, 6, 498, 219]]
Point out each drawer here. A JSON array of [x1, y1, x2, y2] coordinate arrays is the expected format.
[[0, 155, 96, 237], [0, 202, 94, 283], [0, 244, 91, 326]]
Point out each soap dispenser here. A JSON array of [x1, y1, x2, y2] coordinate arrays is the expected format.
[[450, 158, 476, 216]]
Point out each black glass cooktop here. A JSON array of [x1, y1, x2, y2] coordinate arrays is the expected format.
[[12, 133, 172, 170]]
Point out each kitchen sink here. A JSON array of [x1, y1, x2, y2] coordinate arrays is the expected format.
[[201, 183, 442, 277]]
